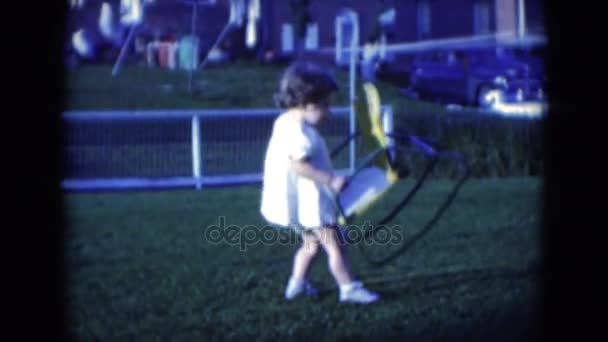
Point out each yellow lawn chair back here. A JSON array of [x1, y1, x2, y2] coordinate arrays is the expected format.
[[335, 83, 400, 224], [355, 83, 399, 183]]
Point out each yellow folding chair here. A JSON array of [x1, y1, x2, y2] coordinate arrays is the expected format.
[[327, 83, 470, 265]]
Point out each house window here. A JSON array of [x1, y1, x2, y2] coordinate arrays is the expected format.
[[417, 0, 431, 39], [305, 22, 319, 50], [474, 0, 491, 34], [495, 0, 517, 35], [282, 23, 294, 54]]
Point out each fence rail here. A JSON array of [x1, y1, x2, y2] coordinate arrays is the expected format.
[[62, 106, 394, 191]]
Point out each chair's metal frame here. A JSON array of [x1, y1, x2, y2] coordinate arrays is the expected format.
[[328, 130, 471, 266]]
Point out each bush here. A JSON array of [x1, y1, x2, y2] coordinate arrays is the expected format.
[[392, 110, 543, 178]]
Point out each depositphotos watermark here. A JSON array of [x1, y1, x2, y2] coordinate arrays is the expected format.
[[203, 217, 404, 251]]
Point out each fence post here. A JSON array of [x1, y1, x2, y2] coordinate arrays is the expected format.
[[192, 114, 203, 190]]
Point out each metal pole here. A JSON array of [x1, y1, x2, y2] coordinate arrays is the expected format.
[[349, 12, 359, 172], [199, 23, 233, 70], [517, 0, 526, 37], [112, 25, 137, 77], [188, 1, 198, 94], [335, 16, 342, 65]]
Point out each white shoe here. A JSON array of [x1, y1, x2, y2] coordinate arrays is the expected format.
[[285, 278, 318, 300], [339, 281, 380, 304]]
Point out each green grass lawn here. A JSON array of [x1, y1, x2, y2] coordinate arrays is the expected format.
[[65, 177, 541, 341], [65, 62, 448, 114], [64, 62, 543, 340]]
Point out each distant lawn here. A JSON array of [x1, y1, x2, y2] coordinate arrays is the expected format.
[[65, 62, 447, 114], [65, 177, 542, 341]]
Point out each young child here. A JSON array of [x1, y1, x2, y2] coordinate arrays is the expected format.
[[260, 62, 380, 304]]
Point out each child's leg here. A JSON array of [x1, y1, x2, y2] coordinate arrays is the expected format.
[[313, 226, 355, 286], [289, 231, 320, 283]]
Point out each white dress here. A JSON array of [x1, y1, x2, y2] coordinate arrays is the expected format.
[[260, 113, 337, 229]]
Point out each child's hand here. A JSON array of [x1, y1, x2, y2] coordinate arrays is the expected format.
[[330, 175, 347, 193]]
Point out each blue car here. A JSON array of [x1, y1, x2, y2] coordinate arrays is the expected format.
[[408, 49, 546, 107]]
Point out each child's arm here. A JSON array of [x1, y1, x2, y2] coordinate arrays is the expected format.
[[291, 158, 346, 192]]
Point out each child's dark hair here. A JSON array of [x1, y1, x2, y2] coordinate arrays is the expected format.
[[274, 62, 339, 109]]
